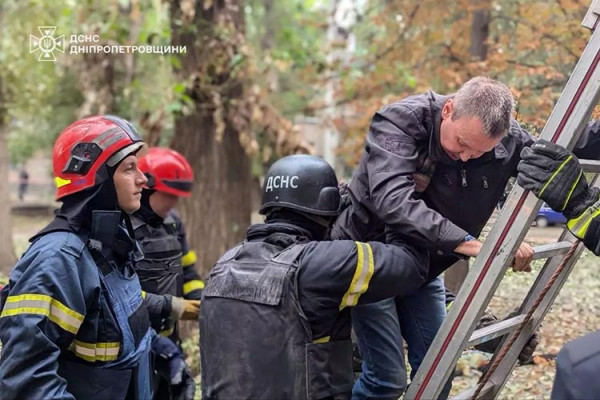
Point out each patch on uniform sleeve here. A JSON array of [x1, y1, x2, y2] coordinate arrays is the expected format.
[[381, 137, 416, 159], [383, 137, 404, 153]]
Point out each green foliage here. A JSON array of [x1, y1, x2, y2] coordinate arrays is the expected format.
[[1, 0, 81, 164], [245, 0, 327, 117], [2, 0, 592, 168], [1, 0, 177, 163]]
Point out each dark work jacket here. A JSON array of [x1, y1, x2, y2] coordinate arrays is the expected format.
[[199, 223, 428, 399], [333, 91, 600, 281], [551, 330, 600, 400]]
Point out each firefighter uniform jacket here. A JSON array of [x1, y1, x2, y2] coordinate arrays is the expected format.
[[200, 223, 429, 400], [551, 330, 600, 400], [171, 209, 205, 300], [132, 207, 204, 338], [132, 207, 204, 302], [0, 220, 153, 400]]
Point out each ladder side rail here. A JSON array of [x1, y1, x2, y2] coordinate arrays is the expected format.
[[451, 240, 585, 400], [405, 190, 541, 400], [538, 28, 600, 148], [483, 178, 600, 398], [482, 243, 584, 399], [406, 21, 600, 400], [460, 176, 600, 399]]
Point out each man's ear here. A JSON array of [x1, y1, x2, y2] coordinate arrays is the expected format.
[[442, 99, 454, 120]]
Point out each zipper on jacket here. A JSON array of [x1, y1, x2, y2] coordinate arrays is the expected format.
[[482, 176, 489, 189], [461, 168, 467, 187]]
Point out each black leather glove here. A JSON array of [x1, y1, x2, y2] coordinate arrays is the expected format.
[[473, 310, 540, 365], [473, 312, 501, 354], [152, 336, 196, 400], [518, 140, 600, 246], [517, 140, 598, 220], [172, 368, 196, 400]]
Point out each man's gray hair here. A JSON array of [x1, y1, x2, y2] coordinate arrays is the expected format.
[[452, 76, 515, 139]]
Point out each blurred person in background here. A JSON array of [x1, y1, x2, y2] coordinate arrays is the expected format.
[[132, 147, 202, 400]]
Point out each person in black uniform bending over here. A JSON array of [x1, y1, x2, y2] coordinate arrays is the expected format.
[[199, 154, 432, 400]]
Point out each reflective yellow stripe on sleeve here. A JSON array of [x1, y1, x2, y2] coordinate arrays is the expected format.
[[181, 250, 197, 267], [313, 336, 331, 344], [339, 242, 375, 310], [567, 201, 600, 239], [69, 339, 120, 362], [0, 294, 84, 335], [183, 280, 205, 295]]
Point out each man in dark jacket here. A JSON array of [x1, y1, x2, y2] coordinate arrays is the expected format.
[[199, 154, 431, 400], [517, 139, 600, 400], [335, 76, 600, 399], [332, 77, 541, 400], [0, 116, 155, 399]]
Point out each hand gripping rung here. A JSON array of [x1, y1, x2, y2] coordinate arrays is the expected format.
[[532, 241, 573, 260], [467, 314, 526, 347]]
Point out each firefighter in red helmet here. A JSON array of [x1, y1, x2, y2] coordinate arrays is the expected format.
[[132, 147, 202, 400], [0, 115, 156, 399]]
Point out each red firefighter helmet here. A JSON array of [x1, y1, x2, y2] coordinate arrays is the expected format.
[[138, 147, 194, 197], [52, 115, 145, 200]]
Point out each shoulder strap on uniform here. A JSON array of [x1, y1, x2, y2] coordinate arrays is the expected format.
[[271, 243, 308, 265]]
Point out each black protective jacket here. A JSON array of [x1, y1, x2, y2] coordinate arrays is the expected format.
[[333, 91, 600, 280], [551, 330, 600, 400], [200, 223, 428, 399]]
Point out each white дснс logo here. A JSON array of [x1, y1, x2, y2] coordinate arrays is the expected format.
[[30, 26, 65, 62]]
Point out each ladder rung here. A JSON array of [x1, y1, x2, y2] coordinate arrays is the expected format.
[[451, 381, 496, 400], [467, 315, 526, 347], [532, 241, 573, 260], [582, 0, 600, 29], [580, 159, 600, 173]]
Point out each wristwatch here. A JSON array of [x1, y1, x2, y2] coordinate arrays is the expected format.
[[463, 234, 476, 242]]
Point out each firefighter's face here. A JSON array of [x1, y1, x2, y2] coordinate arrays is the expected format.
[[113, 155, 148, 214], [149, 191, 179, 218], [439, 99, 501, 162]]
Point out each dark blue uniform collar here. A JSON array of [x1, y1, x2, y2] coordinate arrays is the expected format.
[[246, 223, 313, 248]]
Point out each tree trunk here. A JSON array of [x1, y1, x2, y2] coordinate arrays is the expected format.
[[0, 76, 17, 274], [170, 0, 251, 277], [470, 0, 491, 62]]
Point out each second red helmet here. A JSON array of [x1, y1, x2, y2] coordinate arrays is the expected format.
[[138, 147, 194, 197]]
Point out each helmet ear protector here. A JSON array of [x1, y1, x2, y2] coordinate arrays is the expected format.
[[62, 142, 103, 175]]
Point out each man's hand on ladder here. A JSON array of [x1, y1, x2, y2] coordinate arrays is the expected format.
[[512, 242, 534, 272]]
